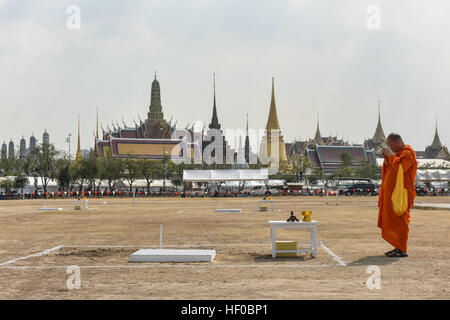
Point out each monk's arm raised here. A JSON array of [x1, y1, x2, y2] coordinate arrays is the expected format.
[[386, 150, 414, 171]]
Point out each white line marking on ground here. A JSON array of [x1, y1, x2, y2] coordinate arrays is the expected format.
[[0, 245, 64, 267], [0, 264, 342, 269], [319, 242, 347, 266], [64, 244, 271, 248], [64, 242, 323, 248]]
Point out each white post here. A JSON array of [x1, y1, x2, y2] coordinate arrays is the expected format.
[[132, 188, 136, 207], [326, 192, 329, 205], [160, 224, 163, 249], [336, 192, 339, 205]]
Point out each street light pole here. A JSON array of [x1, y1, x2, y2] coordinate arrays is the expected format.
[[298, 155, 303, 182], [66, 134, 72, 160], [163, 146, 167, 194]]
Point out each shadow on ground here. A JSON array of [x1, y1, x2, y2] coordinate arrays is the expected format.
[[348, 255, 399, 266]]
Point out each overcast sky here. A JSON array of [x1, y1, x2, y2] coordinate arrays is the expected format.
[[0, 0, 449, 156]]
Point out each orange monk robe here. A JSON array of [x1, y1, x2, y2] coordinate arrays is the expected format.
[[377, 145, 418, 252]]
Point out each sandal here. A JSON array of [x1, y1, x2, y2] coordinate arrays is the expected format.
[[384, 248, 397, 256], [386, 249, 408, 257]]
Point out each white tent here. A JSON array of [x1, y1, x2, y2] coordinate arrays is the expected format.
[[183, 169, 269, 182], [416, 169, 450, 182], [120, 179, 174, 191]]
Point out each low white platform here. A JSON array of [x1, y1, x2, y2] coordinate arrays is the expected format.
[[413, 203, 450, 210], [38, 208, 63, 211], [130, 249, 216, 263], [215, 208, 241, 212]]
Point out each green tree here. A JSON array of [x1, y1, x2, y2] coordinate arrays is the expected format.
[[71, 159, 89, 192], [0, 177, 14, 193], [84, 150, 100, 191], [140, 159, 162, 193], [13, 174, 29, 195], [30, 144, 59, 194], [354, 160, 382, 180], [55, 158, 72, 191], [124, 157, 141, 192], [0, 155, 17, 175], [21, 157, 35, 176], [334, 151, 354, 178], [99, 154, 123, 192]]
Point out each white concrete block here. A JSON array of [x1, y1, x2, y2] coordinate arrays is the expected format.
[[214, 208, 241, 212], [130, 249, 216, 263], [38, 208, 63, 211]]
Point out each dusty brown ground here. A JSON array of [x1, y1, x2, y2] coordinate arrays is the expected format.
[[0, 196, 449, 299]]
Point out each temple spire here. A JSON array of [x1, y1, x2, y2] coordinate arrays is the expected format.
[[260, 77, 288, 167], [372, 99, 385, 145], [265, 77, 280, 130], [245, 113, 250, 163], [94, 107, 99, 153], [96, 106, 99, 139], [76, 115, 82, 162], [313, 113, 323, 145], [145, 72, 165, 137], [431, 116, 442, 148], [246, 113, 249, 135], [209, 73, 221, 130]]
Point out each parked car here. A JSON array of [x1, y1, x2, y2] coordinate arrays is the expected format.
[[343, 183, 378, 196], [415, 185, 428, 196], [189, 191, 204, 198]]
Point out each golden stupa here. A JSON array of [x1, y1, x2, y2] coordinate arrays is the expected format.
[[259, 77, 288, 171]]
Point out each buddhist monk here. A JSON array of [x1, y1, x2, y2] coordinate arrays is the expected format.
[[378, 133, 418, 257]]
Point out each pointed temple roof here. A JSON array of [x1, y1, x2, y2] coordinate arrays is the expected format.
[[425, 118, 450, 159], [245, 113, 250, 163], [76, 115, 82, 162], [261, 77, 288, 166], [145, 74, 170, 138], [150, 77, 162, 113], [372, 100, 386, 145], [209, 73, 221, 130], [265, 77, 280, 130], [430, 118, 442, 150], [313, 114, 324, 145]]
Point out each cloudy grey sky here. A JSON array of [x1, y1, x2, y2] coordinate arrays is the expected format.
[[0, 0, 449, 156]]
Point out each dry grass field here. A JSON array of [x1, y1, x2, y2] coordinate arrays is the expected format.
[[0, 195, 449, 299]]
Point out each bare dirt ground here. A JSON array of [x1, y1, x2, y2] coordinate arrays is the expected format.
[[0, 195, 449, 299]]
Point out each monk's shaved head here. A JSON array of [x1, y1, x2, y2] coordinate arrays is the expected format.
[[387, 133, 403, 143], [387, 133, 405, 152]]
